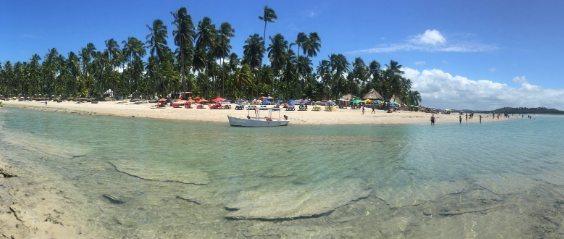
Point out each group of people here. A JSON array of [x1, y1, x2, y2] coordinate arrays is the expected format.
[[431, 112, 483, 125], [361, 104, 376, 115]]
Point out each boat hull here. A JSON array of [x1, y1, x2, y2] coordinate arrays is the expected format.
[[228, 116, 289, 127]]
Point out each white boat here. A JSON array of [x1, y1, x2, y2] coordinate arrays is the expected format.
[[228, 108, 289, 127]]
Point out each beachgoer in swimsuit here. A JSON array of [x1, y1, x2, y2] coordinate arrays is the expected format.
[[431, 114, 435, 125]]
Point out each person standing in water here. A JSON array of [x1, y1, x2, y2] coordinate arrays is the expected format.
[[459, 115, 462, 124], [431, 114, 436, 125], [479, 115, 482, 123]]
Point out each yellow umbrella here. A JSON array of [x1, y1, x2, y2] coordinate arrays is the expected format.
[[364, 99, 372, 102]]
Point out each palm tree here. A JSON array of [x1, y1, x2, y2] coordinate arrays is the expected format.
[[29, 54, 41, 97], [67, 52, 81, 96], [258, 5, 278, 55], [290, 32, 308, 95], [195, 17, 216, 99], [301, 32, 321, 96], [267, 33, 288, 96], [122, 37, 145, 97], [329, 53, 349, 99], [146, 19, 168, 62], [258, 5, 277, 95], [233, 64, 253, 99], [379, 60, 404, 102], [146, 19, 168, 97], [171, 7, 195, 93], [407, 90, 421, 106], [242, 34, 265, 98], [43, 48, 59, 99], [218, 22, 235, 97], [104, 38, 121, 69]]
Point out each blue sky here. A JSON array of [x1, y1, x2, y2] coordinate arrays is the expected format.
[[2, 0, 564, 109]]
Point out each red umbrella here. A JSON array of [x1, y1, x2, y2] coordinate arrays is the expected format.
[[158, 98, 167, 102], [212, 97, 225, 102]]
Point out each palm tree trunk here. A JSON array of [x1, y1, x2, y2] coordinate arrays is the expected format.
[[181, 43, 186, 93], [222, 41, 225, 97]]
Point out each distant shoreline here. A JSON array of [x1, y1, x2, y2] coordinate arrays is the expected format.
[[1, 100, 508, 125]]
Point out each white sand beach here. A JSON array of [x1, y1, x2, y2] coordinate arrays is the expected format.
[[1, 100, 504, 125]]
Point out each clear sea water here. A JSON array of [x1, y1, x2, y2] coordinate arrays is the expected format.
[[1, 108, 563, 238]]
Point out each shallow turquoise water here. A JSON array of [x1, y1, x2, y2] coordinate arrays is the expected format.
[[1, 108, 563, 238]]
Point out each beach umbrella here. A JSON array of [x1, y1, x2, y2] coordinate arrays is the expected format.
[[267, 96, 273, 99], [300, 100, 309, 104], [375, 100, 382, 103], [186, 99, 195, 103], [200, 99, 208, 103], [350, 99, 362, 103], [194, 95, 200, 100], [287, 100, 297, 104], [236, 99, 246, 103], [364, 99, 372, 102], [327, 102, 335, 105], [212, 97, 225, 102], [223, 99, 231, 102], [262, 100, 271, 104], [274, 100, 283, 103], [392, 101, 398, 104], [259, 96, 267, 99], [315, 101, 322, 105], [158, 98, 167, 102]]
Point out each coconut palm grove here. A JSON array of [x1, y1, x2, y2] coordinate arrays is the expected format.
[[0, 6, 421, 105]]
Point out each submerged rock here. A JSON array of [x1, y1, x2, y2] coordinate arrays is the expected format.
[[0, 165, 17, 178], [109, 161, 210, 185], [103, 194, 125, 204], [225, 178, 371, 220]]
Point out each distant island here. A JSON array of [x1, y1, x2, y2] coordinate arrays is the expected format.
[[464, 107, 564, 115]]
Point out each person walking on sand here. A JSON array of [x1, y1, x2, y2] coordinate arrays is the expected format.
[[362, 104, 365, 115], [430, 114, 436, 125], [371, 104, 375, 114]]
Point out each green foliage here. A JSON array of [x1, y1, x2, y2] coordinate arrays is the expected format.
[[0, 5, 421, 105]]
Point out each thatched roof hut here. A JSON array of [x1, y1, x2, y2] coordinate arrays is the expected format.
[[339, 94, 359, 101], [363, 89, 383, 100], [390, 95, 404, 105]]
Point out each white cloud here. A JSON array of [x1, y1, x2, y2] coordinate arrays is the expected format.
[[404, 67, 564, 110], [512, 76, 526, 84], [489, 67, 496, 72], [414, 61, 426, 65], [349, 29, 497, 54], [411, 29, 446, 45], [380, 37, 386, 40], [442, 60, 449, 64]]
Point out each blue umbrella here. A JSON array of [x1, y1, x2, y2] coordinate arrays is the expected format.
[[287, 100, 296, 104], [223, 99, 231, 102], [262, 100, 271, 104], [301, 100, 309, 104], [274, 100, 283, 103], [236, 99, 246, 103], [375, 100, 382, 102], [314, 101, 322, 105], [326, 102, 335, 105]]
